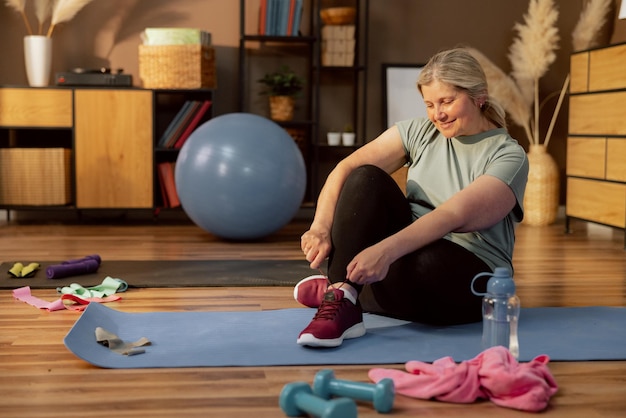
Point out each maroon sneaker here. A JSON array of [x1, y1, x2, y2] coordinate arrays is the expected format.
[[293, 275, 330, 308], [297, 288, 365, 347]]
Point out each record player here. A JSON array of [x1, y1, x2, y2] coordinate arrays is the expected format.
[[55, 67, 133, 87]]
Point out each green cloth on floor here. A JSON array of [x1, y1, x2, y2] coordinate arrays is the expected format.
[[58, 277, 128, 298]]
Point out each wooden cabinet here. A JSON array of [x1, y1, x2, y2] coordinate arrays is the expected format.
[[567, 43, 626, 233], [0, 86, 212, 214], [0, 88, 73, 207], [74, 89, 153, 208], [0, 88, 72, 128]]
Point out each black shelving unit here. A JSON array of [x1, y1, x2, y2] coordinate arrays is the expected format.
[[152, 89, 213, 209], [312, 0, 369, 198], [238, 0, 368, 203]]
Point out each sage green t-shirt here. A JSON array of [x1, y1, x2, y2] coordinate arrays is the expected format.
[[396, 118, 529, 272]]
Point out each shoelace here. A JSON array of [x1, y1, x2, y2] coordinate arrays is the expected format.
[[312, 293, 345, 320], [318, 267, 348, 290]]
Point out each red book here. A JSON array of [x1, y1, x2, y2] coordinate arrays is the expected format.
[[158, 162, 180, 208], [157, 163, 170, 207], [173, 100, 212, 149], [258, 0, 267, 35], [286, 0, 296, 35]]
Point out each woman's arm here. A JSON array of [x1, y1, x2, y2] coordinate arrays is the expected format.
[[301, 126, 407, 269]]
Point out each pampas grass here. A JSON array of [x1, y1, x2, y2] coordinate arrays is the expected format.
[[4, 0, 34, 35], [3, 0, 96, 37], [470, 0, 610, 148], [509, 0, 560, 146], [34, 0, 53, 35], [572, 0, 613, 51], [47, 0, 96, 37]]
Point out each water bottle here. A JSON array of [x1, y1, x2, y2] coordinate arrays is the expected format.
[[471, 267, 520, 358]]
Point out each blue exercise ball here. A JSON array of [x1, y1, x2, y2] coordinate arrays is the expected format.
[[175, 113, 307, 240]]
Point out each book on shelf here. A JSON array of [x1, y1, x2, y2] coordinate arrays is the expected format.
[[291, 0, 303, 36], [173, 100, 212, 149], [157, 162, 180, 208], [158, 101, 194, 148], [258, 0, 268, 35], [258, 0, 303, 36], [286, 0, 297, 35], [157, 163, 170, 207], [159, 100, 212, 149], [164, 101, 202, 148]]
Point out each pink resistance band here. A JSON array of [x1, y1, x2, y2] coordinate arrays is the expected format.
[[12, 286, 121, 312]]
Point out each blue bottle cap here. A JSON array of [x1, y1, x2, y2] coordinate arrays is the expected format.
[[486, 267, 516, 296]]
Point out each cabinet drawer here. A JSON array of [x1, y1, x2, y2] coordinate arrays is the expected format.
[[566, 178, 626, 228], [0, 88, 72, 127], [569, 92, 626, 136], [589, 43, 626, 92], [570, 52, 589, 93], [607, 138, 626, 182], [0, 148, 72, 205], [566, 137, 605, 178]]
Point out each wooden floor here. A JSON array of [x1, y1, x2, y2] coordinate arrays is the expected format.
[[0, 214, 625, 417]]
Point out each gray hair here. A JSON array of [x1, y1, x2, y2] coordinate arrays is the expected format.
[[418, 48, 507, 129]]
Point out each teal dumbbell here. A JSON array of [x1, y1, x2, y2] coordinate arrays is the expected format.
[[279, 381, 357, 418], [313, 369, 395, 413]]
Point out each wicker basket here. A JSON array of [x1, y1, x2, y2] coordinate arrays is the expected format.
[[269, 96, 295, 121], [320, 7, 356, 25], [138, 44, 217, 89], [0, 148, 72, 206], [523, 144, 560, 226]]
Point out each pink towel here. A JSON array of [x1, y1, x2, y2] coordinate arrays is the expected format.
[[369, 346, 558, 412]]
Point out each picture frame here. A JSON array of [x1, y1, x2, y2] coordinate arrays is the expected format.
[[382, 63, 427, 130]]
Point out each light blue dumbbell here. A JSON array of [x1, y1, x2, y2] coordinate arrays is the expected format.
[[313, 369, 395, 413], [279, 381, 357, 418]]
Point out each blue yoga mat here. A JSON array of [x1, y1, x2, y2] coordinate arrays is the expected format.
[[64, 303, 626, 369]]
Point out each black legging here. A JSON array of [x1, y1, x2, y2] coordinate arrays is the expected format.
[[327, 165, 490, 325]]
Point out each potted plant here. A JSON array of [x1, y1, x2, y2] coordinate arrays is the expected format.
[[257, 65, 304, 121]]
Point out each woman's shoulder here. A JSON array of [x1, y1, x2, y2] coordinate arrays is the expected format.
[[396, 118, 440, 146], [396, 117, 434, 132]]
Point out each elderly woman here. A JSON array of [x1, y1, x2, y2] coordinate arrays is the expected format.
[[294, 47, 529, 348]]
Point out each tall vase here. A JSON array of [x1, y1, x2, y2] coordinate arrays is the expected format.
[[24, 35, 52, 87], [523, 144, 560, 226]]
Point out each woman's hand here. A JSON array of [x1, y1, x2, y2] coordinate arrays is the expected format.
[[345, 243, 392, 285], [301, 227, 331, 269]]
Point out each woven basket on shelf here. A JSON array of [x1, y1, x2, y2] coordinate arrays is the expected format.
[[523, 144, 560, 226], [138, 44, 217, 89], [320, 7, 356, 25], [269, 96, 295, 121]]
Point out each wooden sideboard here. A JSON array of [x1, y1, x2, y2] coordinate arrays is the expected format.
[[0, 86, 212, 212], [567, 43, 626, 236]]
